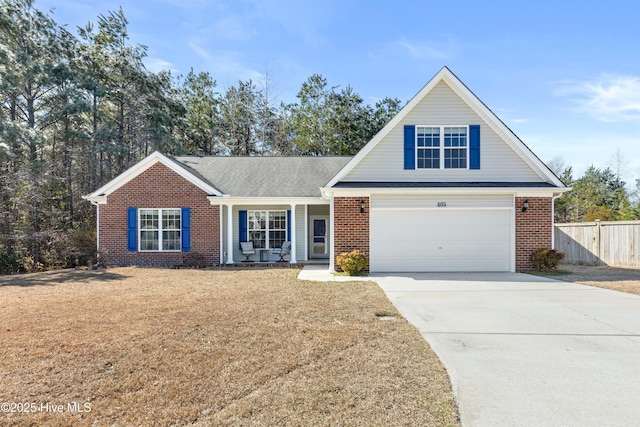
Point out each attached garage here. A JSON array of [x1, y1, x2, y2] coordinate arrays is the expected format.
[[369, 194, 514, 272]]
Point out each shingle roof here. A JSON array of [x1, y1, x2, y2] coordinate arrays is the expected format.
[[171, 156, 353, 197]]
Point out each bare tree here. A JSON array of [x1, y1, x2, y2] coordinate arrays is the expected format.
[[546, 156, 567, 177], [607, 146, 629, 183]]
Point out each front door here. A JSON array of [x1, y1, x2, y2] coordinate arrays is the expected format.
[[309, 216, 329, 258]]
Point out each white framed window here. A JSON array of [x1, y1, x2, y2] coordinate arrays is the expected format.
[[248, 210, 287, 249], [416, 125, 468, 169], [139, 208, 181, 251]]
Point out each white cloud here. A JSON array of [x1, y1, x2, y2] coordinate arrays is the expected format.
[[555, 74, 640, 122], [144, 57, 177, 73], [369, 36, 456, 66], [392, 37, 453, 61], [213, 15, 255, 41], [188, 42, 263, 85]]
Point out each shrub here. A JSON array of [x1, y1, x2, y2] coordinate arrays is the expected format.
[[93, 250, 109, 269], [69, 225, 97, 267], [530, 248, 565, 272], [336, 249, 368, 276], [183, 251, 208, 268], [0, 249, 25, 275]]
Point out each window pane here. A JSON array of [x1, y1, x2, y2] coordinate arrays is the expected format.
[[444, 127, 467, 147], [249, 231, 265, 249], [268, 211, 286, 248], [162, 209, 180, 230], [417, 127, 440, 147], [140, 230, 158, 250], [249, 211, 266, 231], [269, 211, 286, 230], [269, 230, 286, 249], [444, 147, 467, 169], [162, 230, 181, 251], [418, 148, 440, 169], [140, 210, 158, 230]]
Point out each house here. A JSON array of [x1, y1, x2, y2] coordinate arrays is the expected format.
[[83, 67, 567, 273]]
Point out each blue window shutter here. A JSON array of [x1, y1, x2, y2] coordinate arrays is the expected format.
[[469, 125, 481, 170], [286, 210, 291, 242], [127, 207, 137, 252], [181, 207, 191, 252], [239, 210, 247, 246], [404, 125, 416, 170]]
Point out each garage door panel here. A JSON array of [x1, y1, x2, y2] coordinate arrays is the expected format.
[[370, 209, 511, 272]]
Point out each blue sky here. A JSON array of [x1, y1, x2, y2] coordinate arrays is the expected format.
[[38, 0, 640, 184]]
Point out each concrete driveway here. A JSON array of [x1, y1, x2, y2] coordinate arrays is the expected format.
[[374, 273, 640, 427]]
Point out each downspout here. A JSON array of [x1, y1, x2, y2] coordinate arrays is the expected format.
[[91, 201, 100, 262], [219, 204, 223, 265]]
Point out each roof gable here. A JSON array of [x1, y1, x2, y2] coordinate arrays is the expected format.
[[326, 67, 565, 188], [83, 152, 222, 204]]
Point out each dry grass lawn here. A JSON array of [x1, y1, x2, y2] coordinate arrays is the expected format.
[[0, 267, 459, 426], [534, 264, 640, 295]]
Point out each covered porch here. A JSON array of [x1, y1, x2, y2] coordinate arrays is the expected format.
[[213, 198, 331, 265]]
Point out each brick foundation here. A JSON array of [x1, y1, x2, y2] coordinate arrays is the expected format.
[[333, 197, 370, 271], [99, 162, 220, 267], [515, 196, 552, 272]]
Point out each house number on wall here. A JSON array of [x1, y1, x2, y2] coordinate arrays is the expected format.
[[437, 202, 447, 207]]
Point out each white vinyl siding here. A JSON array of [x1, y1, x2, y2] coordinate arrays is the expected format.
[[295, 206, 306, 260], [343, 80, 543, 182]]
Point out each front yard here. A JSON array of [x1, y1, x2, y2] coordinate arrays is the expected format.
[[533, 264, 640, 295], [0, 268, 459, 426]]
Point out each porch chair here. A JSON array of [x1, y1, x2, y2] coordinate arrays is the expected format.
[[272, 241, 291, 262], [240, 241, 256, 262]]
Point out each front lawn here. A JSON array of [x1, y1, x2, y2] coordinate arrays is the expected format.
[[531, 264, 640, 295], [0, 268, 459, 426]]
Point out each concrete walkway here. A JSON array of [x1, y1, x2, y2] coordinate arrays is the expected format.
[[297, 265, 377, 282], [374, 273, 640, 427]]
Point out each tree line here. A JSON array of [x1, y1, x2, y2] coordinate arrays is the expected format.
[[0, 0, 401, 271], [550, 161, 640, 224]]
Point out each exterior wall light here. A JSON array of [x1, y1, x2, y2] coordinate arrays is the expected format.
[[360, 200, 365, 213], [522, 199, 529, 212]]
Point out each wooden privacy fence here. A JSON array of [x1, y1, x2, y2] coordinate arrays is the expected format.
[[554, 220, 640, 267]]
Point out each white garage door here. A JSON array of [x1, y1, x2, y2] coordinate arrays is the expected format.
[[370, 209, 512, 272]]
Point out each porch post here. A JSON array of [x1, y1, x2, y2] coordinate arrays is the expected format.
[[329, 195, 335, 273], [226, 204, 234, 264], [290, 204, 297, 264]]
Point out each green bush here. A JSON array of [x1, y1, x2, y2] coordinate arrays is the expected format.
[[0, 249, 25, 275], [336, 249, 368, 276], [530, 248, 565, 272]]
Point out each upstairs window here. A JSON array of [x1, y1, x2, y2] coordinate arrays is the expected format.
[[416, 125, 468, 169]]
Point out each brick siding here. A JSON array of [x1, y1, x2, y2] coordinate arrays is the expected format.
[[333, 197, 370, 271], [99, 162, 219, 267], [515, 196, 552, 272]]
